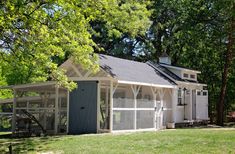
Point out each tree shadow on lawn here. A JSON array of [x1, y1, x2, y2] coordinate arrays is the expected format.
[[0, 134, 62, 154]]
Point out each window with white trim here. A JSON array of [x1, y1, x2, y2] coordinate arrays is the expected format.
[[203, 91, 207, 96], [183, 73, 189, 78], [190, 74, 195, 79]]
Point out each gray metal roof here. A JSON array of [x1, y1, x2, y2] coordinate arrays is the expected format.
[[99, 54, 176, 86]]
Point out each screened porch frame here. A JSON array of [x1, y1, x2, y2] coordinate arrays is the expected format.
[[0, 81, 69, 135]]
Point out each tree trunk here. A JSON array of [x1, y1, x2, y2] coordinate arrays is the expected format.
[[216, 7, 234, 126]]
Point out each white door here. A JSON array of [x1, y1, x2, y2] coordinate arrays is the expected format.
[[195, 90, 208, 120]]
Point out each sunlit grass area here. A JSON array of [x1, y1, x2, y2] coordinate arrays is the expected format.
[[0, 132, 11, 135], [0, 128, 235, 154]]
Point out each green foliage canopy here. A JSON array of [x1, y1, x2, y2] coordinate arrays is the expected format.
[[0, 0, 150, 90]]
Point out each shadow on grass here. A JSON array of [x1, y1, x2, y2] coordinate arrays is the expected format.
[[0, 133, 61, 154]]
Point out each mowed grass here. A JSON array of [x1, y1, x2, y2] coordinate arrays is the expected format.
[[0, 128, 235, 154], [0, 132, 11, 135]]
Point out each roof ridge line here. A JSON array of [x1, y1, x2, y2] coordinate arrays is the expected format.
[[99, 53, 146, 65]]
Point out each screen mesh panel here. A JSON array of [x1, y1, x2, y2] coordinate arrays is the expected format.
[[58, 111, 67, 133], [112, 98, 157, 131], [137, 100, 154, 108], [113, 98, 134, 108], [113, 110, 134, 130], [137, 110, 155, 129]]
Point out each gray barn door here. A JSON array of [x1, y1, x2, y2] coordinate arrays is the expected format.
[[69, 81, 98, 134]]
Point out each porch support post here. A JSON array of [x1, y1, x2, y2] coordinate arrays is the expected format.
[[109, 81, 113, 132], [105, 87, 109, 129], [66, 90, 70, 134], [12, 89, 17, 134], [158, 89, 166, 129], [153, 94, 157, 129], [151, 87, 157, 129], [109, 82, 118, 132], [171, 88, 178, 123], [54, 85, 59, 134], [131, 85, 141, 130]]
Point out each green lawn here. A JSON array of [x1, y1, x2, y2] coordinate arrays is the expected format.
[[0, 128, 235, 154], [0, 132, 11, 135]]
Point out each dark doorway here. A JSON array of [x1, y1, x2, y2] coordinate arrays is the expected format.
[[69, 81, 98, 134]]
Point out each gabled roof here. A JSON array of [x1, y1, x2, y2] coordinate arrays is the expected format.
[[99, 54, 176, 87], [59, 54, 205, 87]]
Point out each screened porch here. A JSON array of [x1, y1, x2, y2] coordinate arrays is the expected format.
[[0, 82, 68, 136], [98, 80, 173, 133]]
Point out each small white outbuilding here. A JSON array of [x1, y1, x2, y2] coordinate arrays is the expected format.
[[0, 53, 208, 135]]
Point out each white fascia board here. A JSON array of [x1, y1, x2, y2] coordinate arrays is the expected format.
[[176, 81, 207, 87], [69, 77, 116, 81], [0, 93, 67, 104], [160, 64, 201, 74], [0, 81, 57, 90], [59, 59, 70, 69], [13, 81, 57, 89], [60, 57, 112, 78], [117, 80, 176, 89]]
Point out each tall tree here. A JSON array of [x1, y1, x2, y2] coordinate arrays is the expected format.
[[216, 0, 234, 125], [0, 0, 150, 89]]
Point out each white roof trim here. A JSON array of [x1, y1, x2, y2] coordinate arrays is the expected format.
[[59, 57, 111, 78], [68, 77, 115, 82], [59, 58, 73, 69], [0, 81, 57, 90], [176, 81, 207, 87], [0, 94, 67, 104], [160, 64, 201, 74], [117, 80, 176, 89]]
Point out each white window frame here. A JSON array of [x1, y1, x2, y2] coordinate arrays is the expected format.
[[183, 73, 189, 78], [181, 71, 197, 81], [190, 74, 196, 79]]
